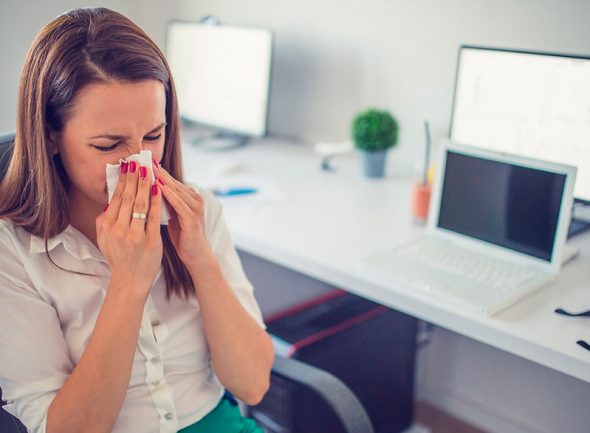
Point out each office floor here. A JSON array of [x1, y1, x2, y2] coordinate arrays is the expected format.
[[415, 401, 489, 433]]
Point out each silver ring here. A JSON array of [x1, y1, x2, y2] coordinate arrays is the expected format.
[[132, 212, 147, 220]]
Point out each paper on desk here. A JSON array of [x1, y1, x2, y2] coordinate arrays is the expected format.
[[185, 173, 284, 216]]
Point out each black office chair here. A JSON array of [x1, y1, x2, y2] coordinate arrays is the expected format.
[[0, 131, 27, 433], [0, 395, 26, 433], [0, 130, 374, 433], [0, 130, 15, 181]]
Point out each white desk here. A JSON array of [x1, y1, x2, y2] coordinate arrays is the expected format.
[[180, 135, 590, 384]]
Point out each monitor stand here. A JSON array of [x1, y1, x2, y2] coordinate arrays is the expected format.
[[568, 218, 590, 239], [567, 201, 590, 239], [191, 130, 249, 151], [563, 220, 587, 266]]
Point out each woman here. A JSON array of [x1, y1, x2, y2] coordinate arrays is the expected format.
[[0, 7, 273, 433]]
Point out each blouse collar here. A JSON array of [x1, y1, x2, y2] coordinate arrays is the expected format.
[[28, 224, 103, 261]]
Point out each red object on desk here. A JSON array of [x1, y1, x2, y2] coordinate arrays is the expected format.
[[412, 182, 432, 224]]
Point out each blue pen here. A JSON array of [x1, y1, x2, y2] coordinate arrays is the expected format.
[[212, 187, 258, 197]]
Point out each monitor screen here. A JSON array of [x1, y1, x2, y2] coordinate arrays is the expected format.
[[166, 21, 273, 136], [438, 151, 566, 262], [450, 46, 590, 202]]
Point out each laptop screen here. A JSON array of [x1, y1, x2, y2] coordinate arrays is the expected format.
[[438, 151, 567, 261]]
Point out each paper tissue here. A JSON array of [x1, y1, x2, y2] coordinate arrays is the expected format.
[[105, 149, 171, 225]]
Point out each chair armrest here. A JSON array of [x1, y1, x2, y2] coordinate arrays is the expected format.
[[270, 355, 375, 433]]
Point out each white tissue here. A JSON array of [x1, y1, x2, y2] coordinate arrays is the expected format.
[[106, 149, 171, 225]]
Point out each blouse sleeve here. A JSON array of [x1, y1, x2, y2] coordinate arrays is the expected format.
[[0, 228, 74, 433], [201, 189, 267, 330]]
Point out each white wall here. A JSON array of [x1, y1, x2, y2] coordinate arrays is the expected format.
[[141, 0, 590, 172], [416, 327, 590, 433], [5, 0, 590, 167]]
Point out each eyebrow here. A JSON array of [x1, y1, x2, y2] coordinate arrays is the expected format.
[[89, 122, 167, 140]]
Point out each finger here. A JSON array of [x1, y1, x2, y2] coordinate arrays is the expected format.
[[105, 162, 129, 224], [154, 164, 203, 214], [159, 181, 195, 229], [95, 211, 106, 239], [168, 181, 203, 214], [116, 160, 140, 227], [146, 183, 162, 242], [129, 165, 152, 234], [152, 161, 187, 198], [152, 162, 177, 189]]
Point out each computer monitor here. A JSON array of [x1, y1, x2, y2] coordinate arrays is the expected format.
[[166, 20, 273, 149], [449, 45, 590, 236]]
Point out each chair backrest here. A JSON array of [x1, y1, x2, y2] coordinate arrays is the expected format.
[[0, 131, 16, 182], [0, 131, 26, 432]]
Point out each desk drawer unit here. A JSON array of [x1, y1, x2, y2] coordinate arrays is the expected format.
[[249, 290, 418, 433]]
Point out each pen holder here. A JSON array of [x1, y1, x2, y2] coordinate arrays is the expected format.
[[412, 182, 431, 224]]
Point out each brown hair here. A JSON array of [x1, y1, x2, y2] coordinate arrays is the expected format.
[[0, 7, 195, 299]]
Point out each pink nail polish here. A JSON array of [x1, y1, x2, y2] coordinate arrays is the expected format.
[[140, 166, 147, 179], [129, 161, 137, 173], [152, 156, 159, 168], [103, 203, 109, 212], [120, 162, 129, 174], [151, 184, 158, 196], [157, 177, 165, 186]]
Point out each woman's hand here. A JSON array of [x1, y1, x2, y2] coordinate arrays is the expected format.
[[152, 158, 214, 272], [95, 161, 163, 294]]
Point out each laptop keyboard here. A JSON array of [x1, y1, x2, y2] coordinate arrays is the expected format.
[[400, 240, 536, 291]]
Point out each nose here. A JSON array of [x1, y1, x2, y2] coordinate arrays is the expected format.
[[130, 140, 146, 154]]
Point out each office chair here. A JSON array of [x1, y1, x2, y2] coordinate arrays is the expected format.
[[0, 131, 27, 433], [262, 355, 374, 433], [0, 130, 374, 433], [0, 395, 26, 433], [0, 130, 15, 181]]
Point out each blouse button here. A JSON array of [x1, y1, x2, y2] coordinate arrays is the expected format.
[[150, 356, 160, 364], [151, 380, 161, 387], [151, 320, 161, 327], [164, 412, 173, 420]]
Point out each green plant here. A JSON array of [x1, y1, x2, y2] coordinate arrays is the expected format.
[[351, 108, 399, 152]]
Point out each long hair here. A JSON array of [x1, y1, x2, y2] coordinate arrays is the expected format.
[[0, 7, 195, 299]]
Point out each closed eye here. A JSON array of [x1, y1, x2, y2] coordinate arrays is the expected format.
[[144, 133, 162, 142], [93, 143, 119, 152], [92, 134, 162, 152]]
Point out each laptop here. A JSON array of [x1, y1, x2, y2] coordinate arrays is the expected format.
[[357, 143, 577, 316]]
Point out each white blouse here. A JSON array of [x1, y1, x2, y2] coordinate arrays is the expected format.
[[0, 188, 265, 433]]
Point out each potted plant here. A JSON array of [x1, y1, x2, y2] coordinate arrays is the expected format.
[[351, 108, 399, 178]]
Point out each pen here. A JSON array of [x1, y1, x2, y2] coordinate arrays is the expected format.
[[211, 187, 258, 197]]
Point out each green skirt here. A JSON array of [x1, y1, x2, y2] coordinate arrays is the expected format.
[[178, 396, 263, 433]]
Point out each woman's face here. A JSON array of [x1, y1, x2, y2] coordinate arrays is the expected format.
[[54, 79, 166, 213]]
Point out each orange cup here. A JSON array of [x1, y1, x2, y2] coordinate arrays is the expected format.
[[412, 182, 431, 224]]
